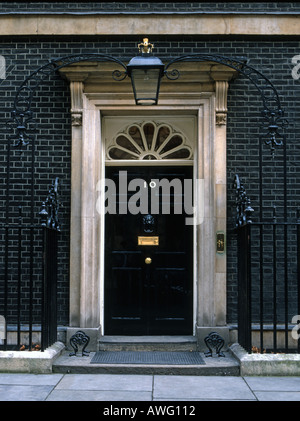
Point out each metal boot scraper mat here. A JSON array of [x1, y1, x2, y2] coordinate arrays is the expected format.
[[91, 351, 205, 365]]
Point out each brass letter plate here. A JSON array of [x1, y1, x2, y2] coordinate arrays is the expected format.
[[138, 236, 159, 246]]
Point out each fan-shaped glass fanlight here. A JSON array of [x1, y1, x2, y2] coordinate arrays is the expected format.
[[107, 122, 192, 161]]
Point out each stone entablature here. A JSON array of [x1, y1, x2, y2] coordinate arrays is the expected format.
[[0, 13, 299, 36]]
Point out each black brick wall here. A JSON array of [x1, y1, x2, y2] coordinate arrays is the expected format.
[[0, 2, 300, 13], [0, 3, 299, 326]]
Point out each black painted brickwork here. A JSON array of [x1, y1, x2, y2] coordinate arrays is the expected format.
[[0, 2, 300, 13], [0, 11, 299, 326]]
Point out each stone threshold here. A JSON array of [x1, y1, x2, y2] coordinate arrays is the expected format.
[[100, 335, 196, 342], [98, 335, 197, 352]]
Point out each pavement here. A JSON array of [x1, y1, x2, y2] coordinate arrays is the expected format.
[[0, 372, 300, 402]]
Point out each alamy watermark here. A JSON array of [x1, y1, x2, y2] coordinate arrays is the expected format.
[[291, 315, 300, 340], [0, 55, 5, 79], [0, 315, 5, 343], [96, 171, 204, 226], [291, 55, 300, 80]]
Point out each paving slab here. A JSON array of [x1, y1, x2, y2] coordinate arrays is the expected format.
[[0, 373, 63, 385], [244, 376, 300, 391], [46, 389, 152, 401], [153, 375, 256, 401], [1, 373, 300, 401], [55, 373, 153, 392], [253, 391, 300, 401], [0, 384, 54, 401]]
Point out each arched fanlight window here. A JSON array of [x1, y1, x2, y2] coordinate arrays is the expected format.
[[107, 121, 193, 161]]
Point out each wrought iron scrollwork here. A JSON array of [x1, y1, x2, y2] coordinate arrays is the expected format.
[[8, 54, 128, 150], [39, 177, 61, 231], [260, 109, 289, 157], [8, 51, 287, 156], [204, 331, 225, 358], [112, 69, 127, 81], [69, 330, 90, 357], [233, 174, 254, 228], [7, 110, 36, 148], [165, 54, 288, 154], [164, 68, 180, 80]]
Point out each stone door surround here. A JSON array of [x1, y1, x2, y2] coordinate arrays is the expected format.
[[59, 61, 237, 348]]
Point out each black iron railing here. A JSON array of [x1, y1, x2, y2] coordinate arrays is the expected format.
[[235, 175, 300, 353], [0, 178, 60, 352]]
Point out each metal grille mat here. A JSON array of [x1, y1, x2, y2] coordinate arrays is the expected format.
[[90, 351, 205, 365]]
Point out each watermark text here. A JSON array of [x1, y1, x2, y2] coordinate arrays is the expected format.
[[96, 171, 204, 226], [291, 55, 300, 80], [0, 56, 5, 79]]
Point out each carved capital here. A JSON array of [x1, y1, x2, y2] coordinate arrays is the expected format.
[[216, 112, 227, 126], [71, 111, 83, 126]]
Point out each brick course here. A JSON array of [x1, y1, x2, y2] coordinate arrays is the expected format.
[[0, 2, 300, 13]]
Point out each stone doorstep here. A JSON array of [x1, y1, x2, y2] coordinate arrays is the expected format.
[[230, 343, 300, 376], [56, 333, 240, 375], [0, 342, 65, 374], [52, 349, 240, 376], [98, 335, 198, 352]]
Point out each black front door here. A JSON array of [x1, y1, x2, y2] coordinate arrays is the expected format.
[[104, 166, 193, 335]]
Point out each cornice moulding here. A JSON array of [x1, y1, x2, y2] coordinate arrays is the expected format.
[[0, 14, 299, 36]]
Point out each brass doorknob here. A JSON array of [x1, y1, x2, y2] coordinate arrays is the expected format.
[[145, 257, 152, 264]]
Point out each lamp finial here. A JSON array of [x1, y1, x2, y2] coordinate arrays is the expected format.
[[138, 38, 153, 54]]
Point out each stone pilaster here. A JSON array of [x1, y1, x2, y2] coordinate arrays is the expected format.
[[214, 80, 228, 326], [69, 80, 84, 327]]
